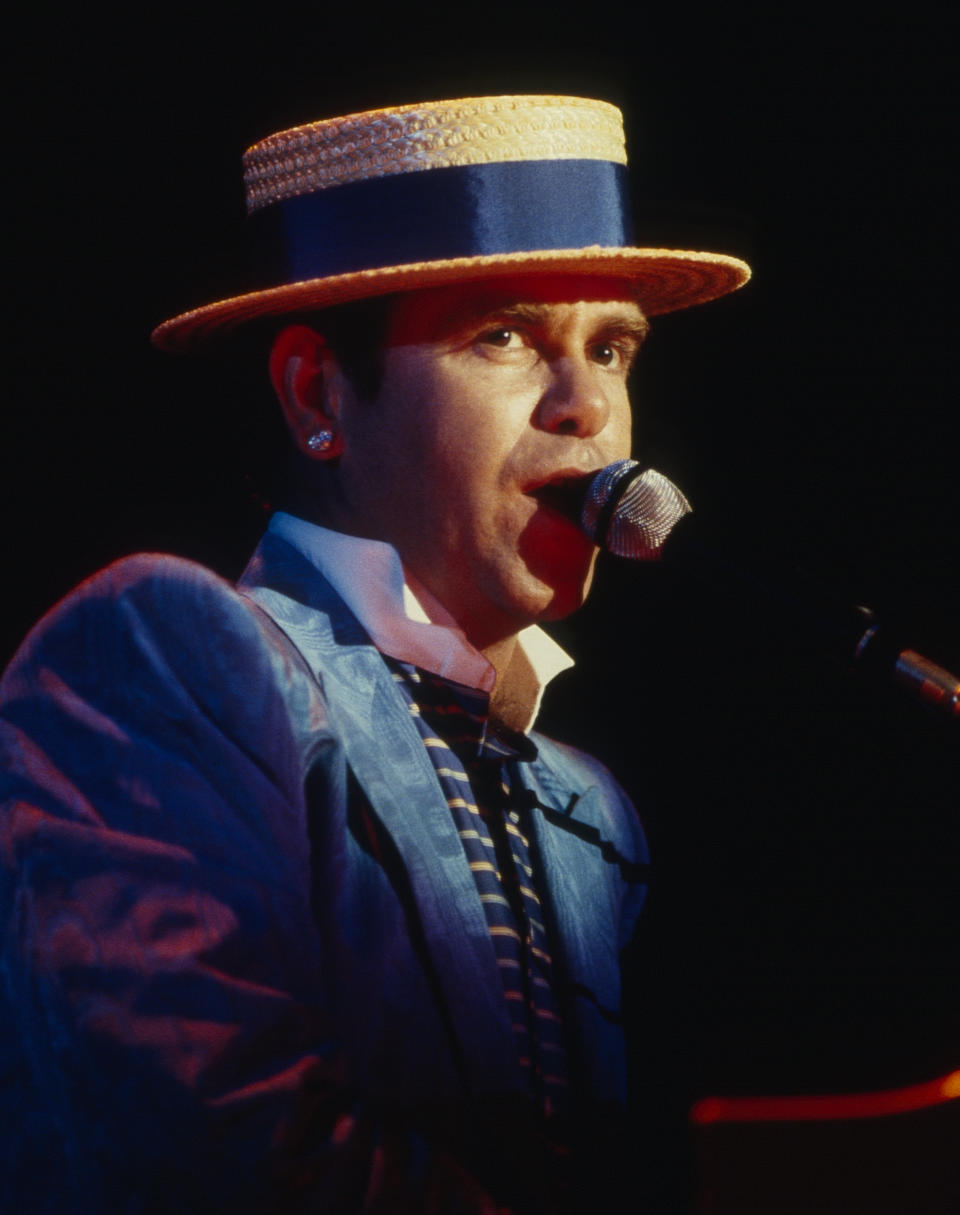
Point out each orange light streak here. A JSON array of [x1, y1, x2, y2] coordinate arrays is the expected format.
[[690, 1069, 960, 1125]]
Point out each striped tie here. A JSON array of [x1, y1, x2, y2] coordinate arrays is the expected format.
[[386, 660, 569, 1114]]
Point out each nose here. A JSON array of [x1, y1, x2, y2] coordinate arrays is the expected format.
[[536, 356, 611, 438]]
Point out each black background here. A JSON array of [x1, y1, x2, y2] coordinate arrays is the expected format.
[[6, 6, 958, 1208]]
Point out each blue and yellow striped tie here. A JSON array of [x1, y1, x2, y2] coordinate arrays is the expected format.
[[387, 660, 569, 1114]]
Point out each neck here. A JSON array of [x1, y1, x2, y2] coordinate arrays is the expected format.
[[482, 635, 539, 734], [481, 635, 519, 684]]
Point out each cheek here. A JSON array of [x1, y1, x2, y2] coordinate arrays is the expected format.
[[431, 393, 530, 503], [428, 443, 509, 547], [342, 373, 435, 500], [609, 387, 634, 453]]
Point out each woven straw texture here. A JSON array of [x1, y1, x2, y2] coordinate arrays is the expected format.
[[244, 96, 626, 213]]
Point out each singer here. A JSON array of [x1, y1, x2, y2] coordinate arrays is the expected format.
[[0, 97, 749, 1212]]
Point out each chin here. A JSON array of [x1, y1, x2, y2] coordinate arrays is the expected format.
[[538, 576, 595, 623], [518, 550, 598, 625]]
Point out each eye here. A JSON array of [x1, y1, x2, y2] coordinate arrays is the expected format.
[[590, 342, 617, 366], [480, 327, 523, 349], [589, 336, 640, 372], [472, 325, 535, 363]]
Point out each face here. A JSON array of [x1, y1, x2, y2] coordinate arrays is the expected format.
[[330, 275, 646, 648]]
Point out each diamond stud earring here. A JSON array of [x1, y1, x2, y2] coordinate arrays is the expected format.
[[306, 429, 335, 453]]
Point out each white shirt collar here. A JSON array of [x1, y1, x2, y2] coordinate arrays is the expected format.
[[268, 511, 573, 731]]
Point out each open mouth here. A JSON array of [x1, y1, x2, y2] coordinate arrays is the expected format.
[[527, 475, 592, 525]]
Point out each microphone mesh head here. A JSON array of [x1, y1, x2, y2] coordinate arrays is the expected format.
[[581, 460, 692, 559]]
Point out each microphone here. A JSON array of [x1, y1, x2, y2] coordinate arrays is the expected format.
[[578, 459, 959, 722], [580, 461, 692, 560]]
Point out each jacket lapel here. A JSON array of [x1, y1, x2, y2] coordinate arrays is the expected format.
[[238, 531, 521, 1091]]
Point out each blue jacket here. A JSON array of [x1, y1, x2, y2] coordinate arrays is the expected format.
[[0, 530, 648, 1211]]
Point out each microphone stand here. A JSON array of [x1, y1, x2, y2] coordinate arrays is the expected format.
[[885, 647, 959, 721], [664, 526, 959, 726], [582, 461, 959, 725]]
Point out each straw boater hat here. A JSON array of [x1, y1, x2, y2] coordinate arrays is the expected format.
[[151, 95, 751, 352]]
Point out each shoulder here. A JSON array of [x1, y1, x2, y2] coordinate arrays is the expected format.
[[22, 551, 259, 637], [0, 552, 333, 871], [530, 730, 631, 804], [7, 552, 244, 643], [531, 731, 622, 786], [528, 731, 648, 858], [0, 552, 323, 770], [4, 552, 290, 683]]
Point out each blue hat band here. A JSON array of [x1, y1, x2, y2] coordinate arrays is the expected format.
[[249, 159, 633, 284]]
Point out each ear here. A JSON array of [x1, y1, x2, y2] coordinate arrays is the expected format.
[[269, 324, 345, 459]]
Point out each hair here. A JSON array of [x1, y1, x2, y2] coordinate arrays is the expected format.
[[296, 292, 400, 401]]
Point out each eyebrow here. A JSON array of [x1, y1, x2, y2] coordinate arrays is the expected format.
[[466, 299, 651, 345]]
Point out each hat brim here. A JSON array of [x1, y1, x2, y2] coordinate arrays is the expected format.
[[150, 246, 750, 352]]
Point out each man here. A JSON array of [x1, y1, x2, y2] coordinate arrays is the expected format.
[[0, 96, 749, 1211]]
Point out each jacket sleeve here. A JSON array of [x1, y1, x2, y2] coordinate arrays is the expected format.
[[0, 555, 351, 1210]]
